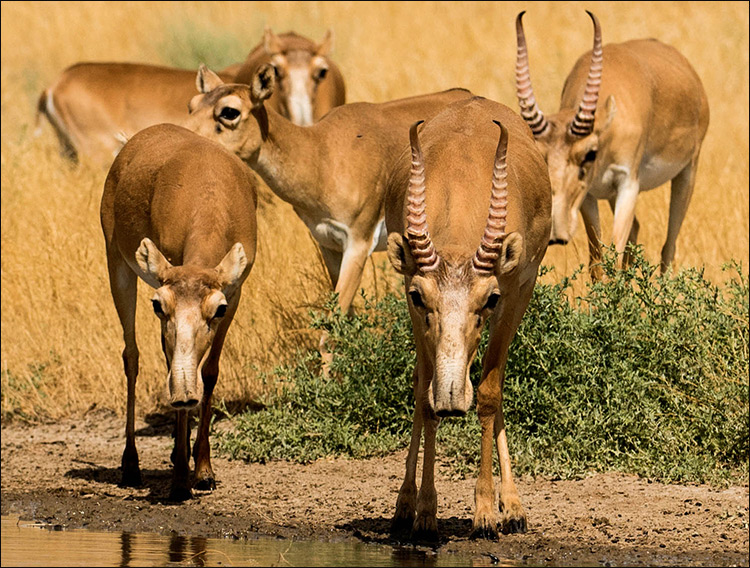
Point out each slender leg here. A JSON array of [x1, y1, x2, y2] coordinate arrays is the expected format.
[[318, 246, 344, 372], [608, 197, 639, 269], [391, 365, 423, 536], [319, 245, 343, 290], [580, 193, 604, 281], [193, 294, 240, 491], [170, 408, 192, 501], [412, 405, 440, 541], [106, 251, 142, 487], [334, 241, 371, 315], [611, 177, 641, 269], [495, 281, 535, 534], [661, 157, 699, 273], [472, 406, 499, 539], [472, 280, 533, 538], [320, 242, 369, 375]]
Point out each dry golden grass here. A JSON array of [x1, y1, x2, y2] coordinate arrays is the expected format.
[[2, 1, 747, 421]]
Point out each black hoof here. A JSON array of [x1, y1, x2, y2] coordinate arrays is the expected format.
[[500, 517, 527, 534], [390, 515, 415, 539], [411, 527, 439, 544], [470, 524, 499, 540], [168, 486, 193, 502], [120, 469, 143, 488], [194, 477, 216, 491]]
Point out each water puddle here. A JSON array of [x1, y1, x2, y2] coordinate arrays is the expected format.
[[1, 515, 507, 567]]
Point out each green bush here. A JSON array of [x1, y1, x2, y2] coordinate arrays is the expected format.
[[216, 248, 749, 485]]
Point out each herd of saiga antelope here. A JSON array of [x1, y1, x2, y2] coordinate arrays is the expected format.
[[36, 11, 709, 540]]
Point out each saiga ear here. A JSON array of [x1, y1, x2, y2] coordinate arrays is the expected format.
[[251, 64, 276, 105], [263, 26, 282, 55], [316, 29, 334, 56], [135, 238, 173, 288], [496, 232, 524, 276], [196, 64, 225, 94], [215, 243, 249, 296], [596, 95, 617, 134], [387, 233, 418, 276]]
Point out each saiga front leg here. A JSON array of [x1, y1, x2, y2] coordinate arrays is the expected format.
[[494, 280, 536, 534], [580, 193, 604, 281], [318, 241, 370, 374], [334, 240, 372, 315], [391, 365, 422, 536], [170, 408, 192, 501], [192, 294, 241, 491], [610, 176, 640, 269], [392, 337, 432, 537], [106, 251, 142, 487], [472, 280, 533, 538], [412, 399, 440, 542], [608, 196, 640, 269]]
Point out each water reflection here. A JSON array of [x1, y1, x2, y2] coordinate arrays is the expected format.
[[2, 516, 503, 567]]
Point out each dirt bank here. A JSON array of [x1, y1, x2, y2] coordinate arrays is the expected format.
[[2, 408, 748, 566]]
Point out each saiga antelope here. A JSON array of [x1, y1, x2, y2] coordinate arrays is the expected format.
[[234, 28, 346, 126], [184, 64, 472, 322], [515, 11, 709, 278], [385, 97, 551, 540], [37, 28, 345, 168], [100, 123, 257, 500]]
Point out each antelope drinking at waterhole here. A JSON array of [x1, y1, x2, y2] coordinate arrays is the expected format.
[[385, 97, 551, 540], [100, 123, 258, 500]]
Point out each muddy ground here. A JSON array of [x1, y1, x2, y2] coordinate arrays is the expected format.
[[1, 408, 748, 567]]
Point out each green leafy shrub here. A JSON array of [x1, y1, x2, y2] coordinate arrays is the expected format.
[[216, 293, 416, 463], [216, 248, 749, 485]]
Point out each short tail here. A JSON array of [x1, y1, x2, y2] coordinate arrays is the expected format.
[[34, 89, 49, 137], [33, 87, 78, 162]]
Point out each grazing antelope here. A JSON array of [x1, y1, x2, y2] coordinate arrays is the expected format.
[[385, 98, 551, 540], [184, 64, 472, 320], [234, 27, 346, 126], [37, 29, 345, 168], [515, 11, 709, 277], [36, 63, 238, 168], [100, 123, 257, 500]]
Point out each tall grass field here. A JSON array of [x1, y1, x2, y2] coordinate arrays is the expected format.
[[2, 0, 748, 442]]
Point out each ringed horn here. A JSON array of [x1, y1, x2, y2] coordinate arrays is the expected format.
[[515, 10, 603, 138], [405, 119, 510, 273], [405, 120, 440, 272]]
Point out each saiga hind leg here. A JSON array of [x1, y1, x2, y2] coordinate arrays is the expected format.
[[660, 156, 699, 273]]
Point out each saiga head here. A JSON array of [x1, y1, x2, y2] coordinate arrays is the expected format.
[[263, 27, 334, 126], [388, 121, 524, 417], [136, 238, 247, 408], [185, 64, 276, 164], [515, 10, 616, 244]]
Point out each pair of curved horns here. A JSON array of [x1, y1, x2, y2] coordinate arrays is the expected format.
[[405, 120, 509, 274], [515, 10, 603, 138]]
